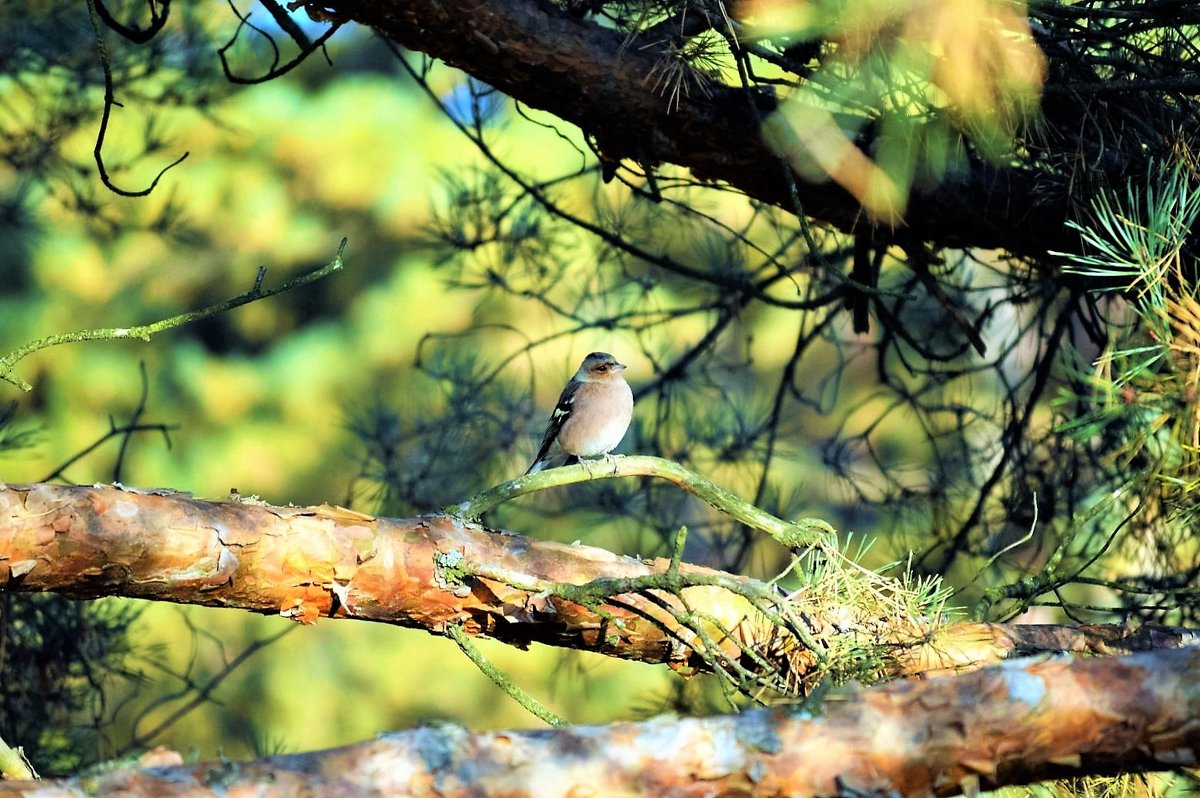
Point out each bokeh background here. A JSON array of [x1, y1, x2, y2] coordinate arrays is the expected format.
[[4, 0, 1172, 775], [2, 9, 746, 767]]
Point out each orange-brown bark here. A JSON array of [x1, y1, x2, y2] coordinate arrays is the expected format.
[[898, 620, 1200, 677], [4, 645, 1200, 796], [0, 482, 754, 669], [1, 482, 1196, 682]]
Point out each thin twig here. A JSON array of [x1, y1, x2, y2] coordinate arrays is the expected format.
[[114, 361, 159, 483], [218, 1, 342, 85], [448, 455, 837, 551], [446, 625, 566, 727], [91, 0, 170, 44], [124, 625, 297, 751], [0, 238, 348, 392], [39, 422, 175, 484], [84, 0, 189, 196]]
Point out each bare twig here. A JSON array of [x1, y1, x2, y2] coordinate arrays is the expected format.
[[91, 0, 170, 44], [122, 625, 296, 752], [0, 238, 348, 392], [84, 0, 189, 196], [447, 625, 566, 727], [218, 1, 342, 85]]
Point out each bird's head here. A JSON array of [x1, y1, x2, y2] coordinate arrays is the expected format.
[[577, 352, 627, 381]]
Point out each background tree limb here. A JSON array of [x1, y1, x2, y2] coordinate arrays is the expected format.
[[0, 239, 347, 391], [328, 0, 1075, 257], [3, 644, 1200, 796]]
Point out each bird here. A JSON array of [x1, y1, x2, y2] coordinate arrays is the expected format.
[[526, 352, 634, 475]]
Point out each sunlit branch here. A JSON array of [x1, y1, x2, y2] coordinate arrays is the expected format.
[[0, 238, 348, 392], [446, 625, 566, 727]]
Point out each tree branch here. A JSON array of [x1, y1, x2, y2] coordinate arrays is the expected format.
[[85, 0, 189, 196], [1, 481, 1194, 687], [0, 481, 770, 671], [5, 645, 1200, 796], [328, 0, 1076, 257], [451, 455, 837, 551], [0, 238, 347, 391]]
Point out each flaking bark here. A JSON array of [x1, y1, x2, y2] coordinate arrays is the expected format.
[[0, 482, 1195, 682], [0, 481, 747, 669]]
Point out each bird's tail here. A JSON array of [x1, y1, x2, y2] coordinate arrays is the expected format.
[[525, 454, 578, 475]]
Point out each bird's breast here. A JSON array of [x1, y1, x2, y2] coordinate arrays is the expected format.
[[560, 381, 633, 457]]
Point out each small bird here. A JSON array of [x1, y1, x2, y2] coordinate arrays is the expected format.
[[526, 352, 634, 475]]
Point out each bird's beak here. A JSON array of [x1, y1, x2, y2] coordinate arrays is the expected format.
[[613, 362, 627, 371]]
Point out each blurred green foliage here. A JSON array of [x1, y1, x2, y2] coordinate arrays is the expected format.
[[2, 0, 1198, 782], [758, 0, 1044, 221], [0, 10, 681, 771]]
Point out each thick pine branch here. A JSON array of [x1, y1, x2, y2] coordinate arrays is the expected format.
[[0, 481, 1194, 681], [4, 645, 1200, 796], [0, 482, 744, 669]]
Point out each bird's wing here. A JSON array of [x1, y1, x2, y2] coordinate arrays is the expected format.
[[527, 379, 581, 473]]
